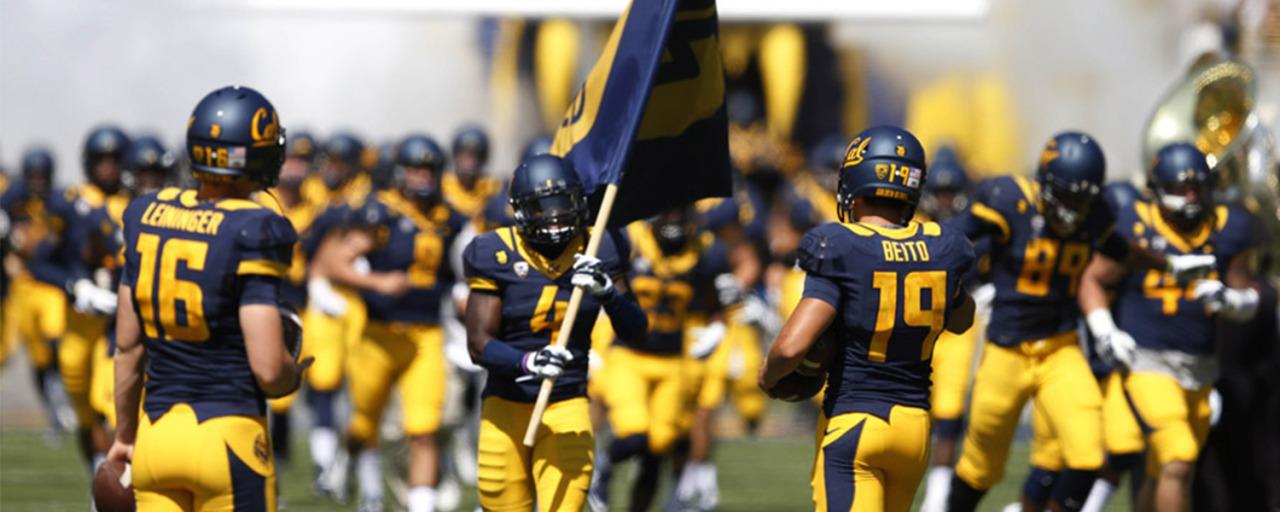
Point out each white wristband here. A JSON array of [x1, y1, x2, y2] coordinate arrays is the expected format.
[[1085, 309, 1117, 338]]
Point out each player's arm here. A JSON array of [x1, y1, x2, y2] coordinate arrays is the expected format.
[[1078, 253, 1137, 366], [108, 284, 144, 463], [241, 300, 311, 398], [465, 290, 574, 378], [313, 228, 408, 297], [760, 297, 835, 390], [1192, 249, 1260, 322], [571, 234, 648, 344]]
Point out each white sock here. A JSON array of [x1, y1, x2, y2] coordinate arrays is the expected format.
[[310, 427, 337, 469], [1081, 478, 1116, 512], [357, 448, 383, 501], [408, 486, 437, 512], [920, 466, 953, 512]]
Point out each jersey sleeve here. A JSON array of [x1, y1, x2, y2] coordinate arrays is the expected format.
[[234, 212, 298, 279], [946, 231, 978, 309], [950, 178, 1010, 244], [603, 227, 631, 280], [462, 235, 500, 294], [796, 225, 842, 307]]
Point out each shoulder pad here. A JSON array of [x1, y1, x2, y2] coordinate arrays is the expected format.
[[236, 212, 298, 263], [797, 224, 855, 275]]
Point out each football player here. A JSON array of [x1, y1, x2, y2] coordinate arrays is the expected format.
[[760, 126, 977, 511], [462, 154, 647, 511], [945, 133, 1214, 511], [443, 125, 501, 219], [594, 206, 730, 511], [299, 131, 375, 494], [1078, 143, 1259, 512], [1, 147, 78, 439], [60, 126, 133, 468], [320, 134, 467, 512], [107, 85, 310, 511]]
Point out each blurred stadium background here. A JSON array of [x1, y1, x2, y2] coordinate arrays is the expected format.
[[2, 0, 1277, 510]]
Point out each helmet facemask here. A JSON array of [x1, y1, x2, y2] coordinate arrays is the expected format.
[[512, 186, 588, 252], [652, 210, 694, 255], [1154, 173, 1213, 231], [1039, 178, 1098, 237], [399, 164, 442, 207]]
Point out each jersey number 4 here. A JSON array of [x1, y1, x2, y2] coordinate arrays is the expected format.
[[869, 270, 947, 363], [135, 233, 209, 342]]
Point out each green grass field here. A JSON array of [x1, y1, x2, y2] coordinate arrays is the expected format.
[[0, 426, 1130, 511]]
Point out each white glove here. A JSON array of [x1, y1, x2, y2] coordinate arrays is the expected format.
[[714, 273, 745, 306], [307, 277, 348, 316], [523, 345, 574, 379], [1193, 279, 1260, 322], [1086, 309, 1137, 367], [73, 279, 117, 315], [1166, 254, 1216, 281], [689, 321, 727, 359], [674, 462, 719, 511], [571, 254, 614, 299], [972, 283, 996, 319]]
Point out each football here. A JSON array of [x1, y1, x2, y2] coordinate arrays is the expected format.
[[280, 304, 303, 360], [770, 329, 836, 402], [92, 459, 134, 512]]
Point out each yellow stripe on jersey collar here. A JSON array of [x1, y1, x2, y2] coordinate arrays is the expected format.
[[628, 222, 701, 277], [378, 190, 452, 229], [1013, 176, 1040, 207], [1137, 201, 1213, 253], [842, 221, 936, 240], [496, 226, 584, 280]]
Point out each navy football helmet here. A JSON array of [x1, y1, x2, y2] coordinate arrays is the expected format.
[[651, 207, 696, 255], [319, 132, 364, 189], [919, 145, 970, 221], [509, 154, 588, 250], [1102, 180, 1142, 215], [1148, 143, 1214, 231], [124, 135, 173, 193], [396, 134, 447, 202], [286, 131, 318, 162], [83, 124, 129, 193], [21, 147, 55, 180], [809, 134, 847, 191], [452, 125, 490, 180], [1036, 131, 1105, 236], [835, 126, 928, 223], [522, 136, 554, 162], [82, 125, 130, 170], [186, 86, 285, 188]]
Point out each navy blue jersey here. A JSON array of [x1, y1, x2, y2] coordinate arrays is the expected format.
[[1114, 202, 1257, 355], [359, 192, 467, 324], [622, 224, 730, 355], [121, 188, 296, 422], [463, 226, 630, 403], [799, 221, 974, 417], [955, 176, 1127, 346], [1, 184, 79, 288]]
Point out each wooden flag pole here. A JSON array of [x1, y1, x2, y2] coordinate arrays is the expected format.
[[522, 183, 621, 447]]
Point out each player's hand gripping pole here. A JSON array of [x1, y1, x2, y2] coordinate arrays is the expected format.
[[523, 183, 620, 447]]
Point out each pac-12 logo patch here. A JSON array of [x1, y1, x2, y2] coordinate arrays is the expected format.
[[514, 262, 529, 278]]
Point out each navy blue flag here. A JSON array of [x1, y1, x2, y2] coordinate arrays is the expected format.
[[550, 0, 731, 226]]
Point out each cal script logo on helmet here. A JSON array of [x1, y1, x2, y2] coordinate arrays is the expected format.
[[250, 107, 280, 147]]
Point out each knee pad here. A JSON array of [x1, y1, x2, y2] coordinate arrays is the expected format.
[[933, 418, 964, 441], [308, 390, 337, 429]]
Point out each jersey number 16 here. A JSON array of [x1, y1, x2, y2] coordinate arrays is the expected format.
[[135, 233, 210, 342]]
